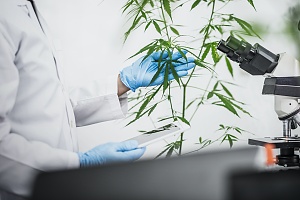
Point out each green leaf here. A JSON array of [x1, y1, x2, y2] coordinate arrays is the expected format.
[[199, 25, 207, 34], [174, 46, 187, 60], [233, 17, 260, 38], [202, 140, 211, 148], [247, 0, 256, 11], [124, 15, 142, 41], [148, 104, 157, 116], [234, 127, 242, 134], [153, 20, 162, 34], [230, 100, 252, 117], [215, 25, 224, 35], [186, 98, 197, 109], [215, 94, 239, 116], [141, 10, 147, 19], [122, 0, 134, 14], [221, 135, 226, 143], [227, 135, 233, 148], [163, 0, 172, 19], [170, 63, 181, 85], [127, 109, 150, 126], [155, 146, 172, 158], [221, 134, 233, 148], [137, 97, 150, 118], [145, 46, 157, 60], [149, 65, 163, 85], [170, 26, 180, 35], [225, 57, 234, 77], [199, 136, 203, 144], [166, 146, 174, 157], [229, 134, 238, 140], [219, 124, 225, 129], [163, 62, 169, 92], [159, 39, 170, 47], [149, 51, 166, 85], [141, 0, 150, 8], [227, 134, 238, 148], [144, 20, 152, 31], [191, 0, 202, 10], [128, 96, 145, 111], [220, 83, 233, 98], [128, 41, 156, 59], [207, 91, 213, 99], [221, 134, 237, 148], [201, 43, 211, 61], [211, 42, 220, 64], [177, 116, 190, 126], [174, 141, 182, 150], [149, 0, 155, 7], [213, 81, 219, 90], [157, 116, 173, 123], [131, 104, 161, 126], [150, 85, 163, 101], [193, 59, 214, 72]]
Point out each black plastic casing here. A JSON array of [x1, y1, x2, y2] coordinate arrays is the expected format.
[[239, 43, 279, 75]]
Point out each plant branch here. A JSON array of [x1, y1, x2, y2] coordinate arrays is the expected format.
[[178, 0, 216, 154]]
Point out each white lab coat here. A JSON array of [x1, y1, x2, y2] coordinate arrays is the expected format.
[[0, 0, 128, 198]]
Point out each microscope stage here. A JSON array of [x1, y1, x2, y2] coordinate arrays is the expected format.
[[249, 137, 300, 148]]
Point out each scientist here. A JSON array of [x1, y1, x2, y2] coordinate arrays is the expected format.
[[0, 0, 196, 199]]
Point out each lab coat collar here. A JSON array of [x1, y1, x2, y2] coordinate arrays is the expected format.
[[19, 0, 66, 83]]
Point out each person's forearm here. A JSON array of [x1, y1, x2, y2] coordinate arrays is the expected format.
[[117, 74, 130, 96]]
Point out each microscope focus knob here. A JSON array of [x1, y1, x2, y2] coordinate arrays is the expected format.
[[291, 120, 298, 130]]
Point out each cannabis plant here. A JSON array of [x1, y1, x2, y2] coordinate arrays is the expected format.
[[122, 0, 258, 157], [284, 2, 300, 59]]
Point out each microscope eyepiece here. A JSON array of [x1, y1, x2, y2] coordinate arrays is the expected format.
[[217, 40, 230, 54], [225, 36, 241, 51], [217, 36, 279, 75]]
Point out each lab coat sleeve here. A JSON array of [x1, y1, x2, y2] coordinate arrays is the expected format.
[[68, 75, 128, 127], [0, 29, 79, 197]]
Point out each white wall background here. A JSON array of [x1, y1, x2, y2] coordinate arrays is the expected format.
[[35, 0, 299, 160]]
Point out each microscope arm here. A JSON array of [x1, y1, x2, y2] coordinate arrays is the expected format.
[[261, 53, 300, 135]]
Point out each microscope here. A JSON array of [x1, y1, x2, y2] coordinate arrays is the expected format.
[[217, 36, 300, 167]]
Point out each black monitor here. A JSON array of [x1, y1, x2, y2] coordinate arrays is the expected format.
[[30, 147, 257, 200], [229, 168, 300, 200]]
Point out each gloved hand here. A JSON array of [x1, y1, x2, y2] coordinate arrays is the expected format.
[[120, 50, 196, 92], [78, 140, 146, 167]]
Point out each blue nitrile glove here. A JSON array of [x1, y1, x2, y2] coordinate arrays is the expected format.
[[120, 50, 196, 92], [78, 140, 146, 167]]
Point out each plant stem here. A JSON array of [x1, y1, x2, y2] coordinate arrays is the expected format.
[[168, 83, 176, 119], [160, 0, 170, 41], [178, 84, 187, 155], [178, 0, 216, 154], [189, 70, 216, 121]]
